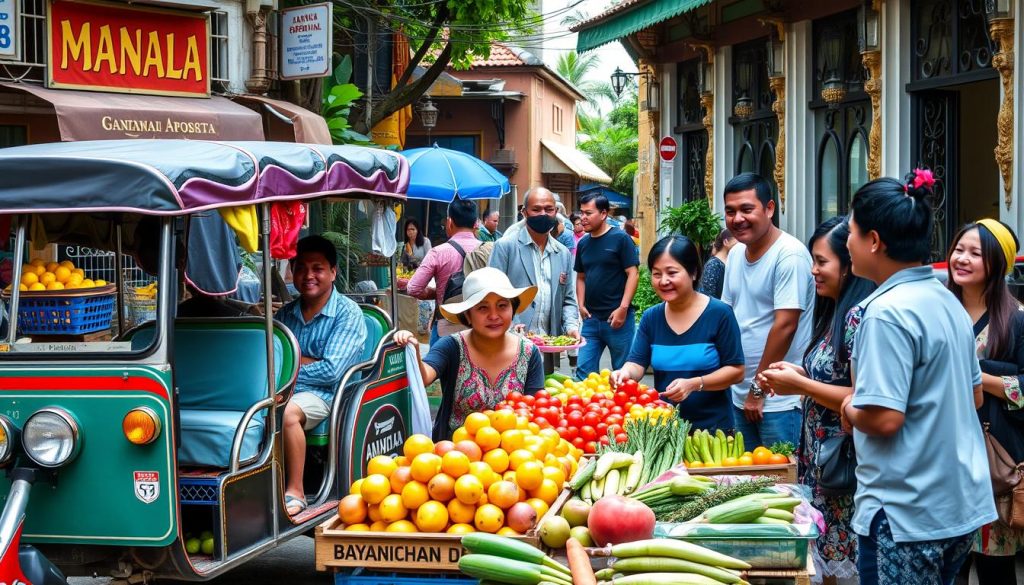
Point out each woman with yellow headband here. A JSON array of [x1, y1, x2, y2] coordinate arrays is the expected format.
[[947, 219, 1024, 583]]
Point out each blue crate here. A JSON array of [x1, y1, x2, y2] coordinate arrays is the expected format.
[[334, 569, 475, 585], [179, 476, 219, 506], [16, 291, 115, 334]]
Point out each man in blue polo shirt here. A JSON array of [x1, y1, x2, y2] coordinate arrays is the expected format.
[[279, 235, 366, 516], [842, 173, 995, 584]]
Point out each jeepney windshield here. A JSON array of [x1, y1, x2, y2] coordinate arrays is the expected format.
[[0, 214, 171, 357]]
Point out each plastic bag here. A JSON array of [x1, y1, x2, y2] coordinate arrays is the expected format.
[[372, 203, 398, 257], [405, 345, 432, 437]]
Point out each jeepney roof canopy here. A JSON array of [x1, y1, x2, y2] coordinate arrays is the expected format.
[[0, 140, 409, 216]]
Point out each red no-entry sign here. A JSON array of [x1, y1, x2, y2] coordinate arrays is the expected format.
[[659, 136, 677, 161]]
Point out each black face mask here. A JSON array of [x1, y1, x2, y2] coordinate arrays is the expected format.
[[526, 214, 559, 234]]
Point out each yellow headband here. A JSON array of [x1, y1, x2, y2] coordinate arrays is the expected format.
[[977, 219, 1017, 275]]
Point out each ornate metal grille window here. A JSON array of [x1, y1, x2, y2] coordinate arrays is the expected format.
[[731, 38, 779, 218], [0, 0, 46, 83], [911, 0, 996, 86], [674, 58, 707, 202], [812, 9, 871, 223]]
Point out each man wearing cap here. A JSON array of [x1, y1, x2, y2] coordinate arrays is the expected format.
[[394, 267, 545, 439], [489, 187, 580, 348]]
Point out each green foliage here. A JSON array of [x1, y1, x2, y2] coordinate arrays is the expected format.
[[659, 199, 723, 253], [608, 99, 638, 132], [320, 201, 371, 291], [612, 162, 637, 197], [321, 55, 373, 146], [578, 125, 638, 184], [632, 267, 660, 321]]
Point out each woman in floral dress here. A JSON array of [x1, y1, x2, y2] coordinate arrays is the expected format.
[[394, 267, 545, 440], [759, 217, 875, 584], [947, 220, 1024, 585]]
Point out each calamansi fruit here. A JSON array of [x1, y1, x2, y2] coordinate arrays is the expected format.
[[400, 480, 429, 510], [446, 499, 476, 524], [441, 450, 470, 478], [367, 455, 397, 478], [464, 412, 491, 436], [39, 272, 55, 286], [359, 474, 391, 505], [378, 494, 408, 523], [410, 453, 442, 483], [474, 503, 504, 533], [403, 434, 435, 460], [54, 266, 71, 284], [514, 460, 543, 491], [414, 501, 449, 532]]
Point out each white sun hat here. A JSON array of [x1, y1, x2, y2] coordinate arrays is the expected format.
[[439, 267, 537, 324]]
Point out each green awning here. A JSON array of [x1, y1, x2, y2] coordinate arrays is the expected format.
[[576, 0, 711, 53]]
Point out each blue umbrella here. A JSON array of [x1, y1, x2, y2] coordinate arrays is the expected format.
[[401, 145, 511, 201]]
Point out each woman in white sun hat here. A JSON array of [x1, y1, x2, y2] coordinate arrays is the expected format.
[[395, 266, 545, 440]]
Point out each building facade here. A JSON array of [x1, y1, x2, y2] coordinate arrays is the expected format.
[[575, 0, 1023, 262]]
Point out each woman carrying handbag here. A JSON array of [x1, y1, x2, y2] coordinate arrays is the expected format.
[[759, 216, 876, 584], [947, 220, 1024, 585]]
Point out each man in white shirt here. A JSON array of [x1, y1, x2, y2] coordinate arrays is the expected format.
[[721, 173, 814, 447]]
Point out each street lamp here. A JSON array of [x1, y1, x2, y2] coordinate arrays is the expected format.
[[766, 29, 784, 78], [419, 97, 438, 140], [610, 67, 633, 97], [821, 29, 847, 109], [697, 52, 713, 95], [646, 78, 661, 112], [733, 59, 754, 120], [611, 67, 659, 111], [984, 0, 1013, 20], [858, 0, 880, 52]]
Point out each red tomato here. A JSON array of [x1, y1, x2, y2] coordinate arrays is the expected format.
[[572, 437, 586, 449], [615, 433, 628, 444], [567, 411, 584, 427], [533, 416, 550, 428], [620, 379, 638, 396], [523, 395, 535, 406], [606, 414, 623, 426], [567, 395, 583, 406], [507, 391, 524, 402], [599, 408, 610, 418], [608, 423, 622, 436], [583, 411, 601, 427], [596, 423, 609, 437], [580, 425, 597, 442], [614, 392, 629, 406], [534, 398, 549, 409], [584, 441, 597, 454], [557, 418, 568, 428], [515, 408, 531, 418], [636, 393, 652, 405], [586, 403, 602, 412], [535, 390, 550, 400], [563, 427, 579, 441], [555, 426, 569, 438], [599, 435, 611, 446], [610, 406, 624, 415], [645, 388, 660, 401]]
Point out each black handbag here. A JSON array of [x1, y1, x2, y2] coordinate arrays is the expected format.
[[815, 433, 857, 496]]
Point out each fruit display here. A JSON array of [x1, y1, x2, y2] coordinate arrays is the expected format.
[[528, 334, 578, 347], [496, 371, 675, 454], [683, 431, 793, 468], [184, 530, 215, 556], [132, 282, 158, 299], [339, 415, 582, 535], [4, 259, 109, 292]]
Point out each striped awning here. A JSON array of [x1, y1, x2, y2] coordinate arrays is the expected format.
[[575, 0, 712, 53]]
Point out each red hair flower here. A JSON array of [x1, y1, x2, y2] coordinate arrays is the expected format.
[[911, 168, 935, 190]]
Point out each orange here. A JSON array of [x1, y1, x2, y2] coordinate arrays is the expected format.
[[542, 465, 566, 487], [39, 272, 56, 286], [46, 282, 64, 291], [346, 523, 371, 532], [722, 456, 738, 467], [502, 470, 518, 483], [415, 501, 449, 532], [360, 474, 392, 505], [379, 494, 408, 523], [394, 456, 410, 467], [508, 449, 535, 471], [54, 266, 71, 284], [433, 440, 456, 456], [737, 455, 754, 466], [490, 410, 517, 433], [497, 526, 521, 537], [454, 440, 483, 461], [338, 494, 368, 525], [464, 412, 491, 436], [58, 260, 74, 270], [482, 448, 510, 474], [451, 426, 471, 443], [527, 422, 540, 435], [473, 426, 502, 452], [367, 504, 382, 523], [469, 461, 495, 486], [401, 481, 430, 510], [44, 262, 59, 273], [447, 498, 476, 524], [516, 416, 530, 431], [529, 478, 560, 505], [474, 503, 504, 533], [487, 480, 520, 510], [454, 474, 485, 505], [525, 498, 549, 518], [441, 450, 471, 478], [367, 455, 398, 478], [385, 520, 418, 533], [514, 460, 543, 491], [20, 271, 38, 286], [390, 466, 413, 493], [349, 478, 365, 495], [369, 520, 388, 532], [752, 449, 772, 466], [500, 430, 525, 453], [404, 434, 435, 460], [410, 453, 442, 483], [31, 263, 46, 276], [539, 428, 561, 448], [427, 473, 456, 502], [446, 523, 475, 534]]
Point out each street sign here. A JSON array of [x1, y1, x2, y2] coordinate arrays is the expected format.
[[280, 2, 332, 80], [659, 136, 677, 162]]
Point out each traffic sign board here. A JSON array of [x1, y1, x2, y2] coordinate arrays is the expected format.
[[659, 136, 677, 161]]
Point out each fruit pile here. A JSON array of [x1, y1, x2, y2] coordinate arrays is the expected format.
[[6, 259, 108, 292], [184, 530, 215, 556], [683, 431, 793, 468], [338, 411, 582, 535], [132, 282, 158, 299], [496, 370, 675, 455]]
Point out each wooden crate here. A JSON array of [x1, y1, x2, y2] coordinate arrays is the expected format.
[[685, 456, 797, 484], [315, 489, 571, 573]]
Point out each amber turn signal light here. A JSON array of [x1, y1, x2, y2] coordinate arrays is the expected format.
[[123, 407, 161, 445]]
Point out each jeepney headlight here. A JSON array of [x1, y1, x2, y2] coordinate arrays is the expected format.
[[22, 408, 80, 468], [122, 407, 161, 445], [0, 415, 16, 465]]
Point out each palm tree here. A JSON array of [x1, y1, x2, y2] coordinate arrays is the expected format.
[[556, 50, 601, 94]]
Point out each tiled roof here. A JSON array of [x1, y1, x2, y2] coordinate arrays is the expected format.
[[469, 42, 544, 67], [570, 0, 645, 31]]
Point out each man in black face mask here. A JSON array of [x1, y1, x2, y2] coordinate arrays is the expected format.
[[488, 187, 580, 351]]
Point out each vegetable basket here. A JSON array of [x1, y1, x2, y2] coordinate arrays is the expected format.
[[6, 285, 117, 334], [653, 522, 818, 569]]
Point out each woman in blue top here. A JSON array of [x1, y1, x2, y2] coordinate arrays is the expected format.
[[611, 235, 745, 431]]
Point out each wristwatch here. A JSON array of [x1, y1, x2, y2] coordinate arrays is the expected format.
[[749, 380, 765, 399]]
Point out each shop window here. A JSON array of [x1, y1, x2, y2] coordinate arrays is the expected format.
[[210, 11, 229, 89], [0, 125, 25, 147], [731, 38, 779, 223], [674, 58, 707, 202], [0, 0, 45, 83], [552, 104, 563, 135]]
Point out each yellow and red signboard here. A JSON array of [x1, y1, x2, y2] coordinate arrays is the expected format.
[[47, 0, 209, 97]]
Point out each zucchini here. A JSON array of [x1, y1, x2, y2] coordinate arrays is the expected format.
[[569, 458, 598, 490], [610, 539, 750, 570], [753, 516, 792, 525], [623, 451, 644, 494], [763, 497, 802, 511], [610, 573, 725, 585], [701, 499, 766, 524], [580, 478, 592, 501], [461, 533, 570, 574], [459, 554, 547, 585], [612, 557, 748, 584], [762, 508, 795, 522]]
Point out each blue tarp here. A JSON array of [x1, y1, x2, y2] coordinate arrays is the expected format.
[[579, 182, 632, 208]]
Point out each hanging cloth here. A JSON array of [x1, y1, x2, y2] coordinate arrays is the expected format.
[[270, 201, 307, 259], [219, 205, 259, 253]]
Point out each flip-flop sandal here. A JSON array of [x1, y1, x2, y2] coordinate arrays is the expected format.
[[285, 494, 307, 515]]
